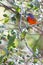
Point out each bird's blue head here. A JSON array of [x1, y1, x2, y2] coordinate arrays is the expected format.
[[27, 13, 34, 19]]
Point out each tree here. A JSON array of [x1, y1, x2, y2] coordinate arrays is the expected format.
[[0, 0, 43, 65]]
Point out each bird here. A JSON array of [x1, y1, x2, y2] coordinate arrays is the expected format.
[[27, 13, 38, 25]]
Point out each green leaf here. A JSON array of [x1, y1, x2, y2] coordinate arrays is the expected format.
[[4, 17, 9, 23], [16, 6, 21, 13], [27, 3, 33, 8], [0, 40, 1, 44], [7, 33, 16, 49], [21, 31, 26, 39], [3, 14, 8, 17], [11, 30, 16, 35], [16, 13, 20, 20], [8, 36, 15, 44], [8, 46, 14, 51], [11, 15, 16, 22], [14, 38, 20, 47], [33, 6, 39, 11], [18, 60, 24, 64], [3, 56, 7, 63], [8, 61, 14, 65], [33, 58, 38, 64], [11, 17, 16, 21], [0, 56, 3, 64], [9, 35, 16, 43]]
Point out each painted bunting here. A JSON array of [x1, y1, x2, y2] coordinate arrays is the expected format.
[[27, 13, 38, 25]]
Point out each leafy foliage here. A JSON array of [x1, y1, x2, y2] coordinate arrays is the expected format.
[[0, 0, 43, 65]]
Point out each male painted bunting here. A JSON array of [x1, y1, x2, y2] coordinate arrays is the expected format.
[[27, 13, 38, 25]]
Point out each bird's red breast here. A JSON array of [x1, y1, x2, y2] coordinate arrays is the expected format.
[[27, 16, 38, 25]]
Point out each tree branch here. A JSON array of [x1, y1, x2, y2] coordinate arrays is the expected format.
[[0, 2, 16, 13]]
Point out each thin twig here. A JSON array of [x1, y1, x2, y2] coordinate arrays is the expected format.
[[0, 2, 16, 13], [24, 39, 33, 53], [24, 39, 43, 64]]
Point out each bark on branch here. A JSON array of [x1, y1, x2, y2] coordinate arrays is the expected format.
[[0, 2, 16, 13]]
